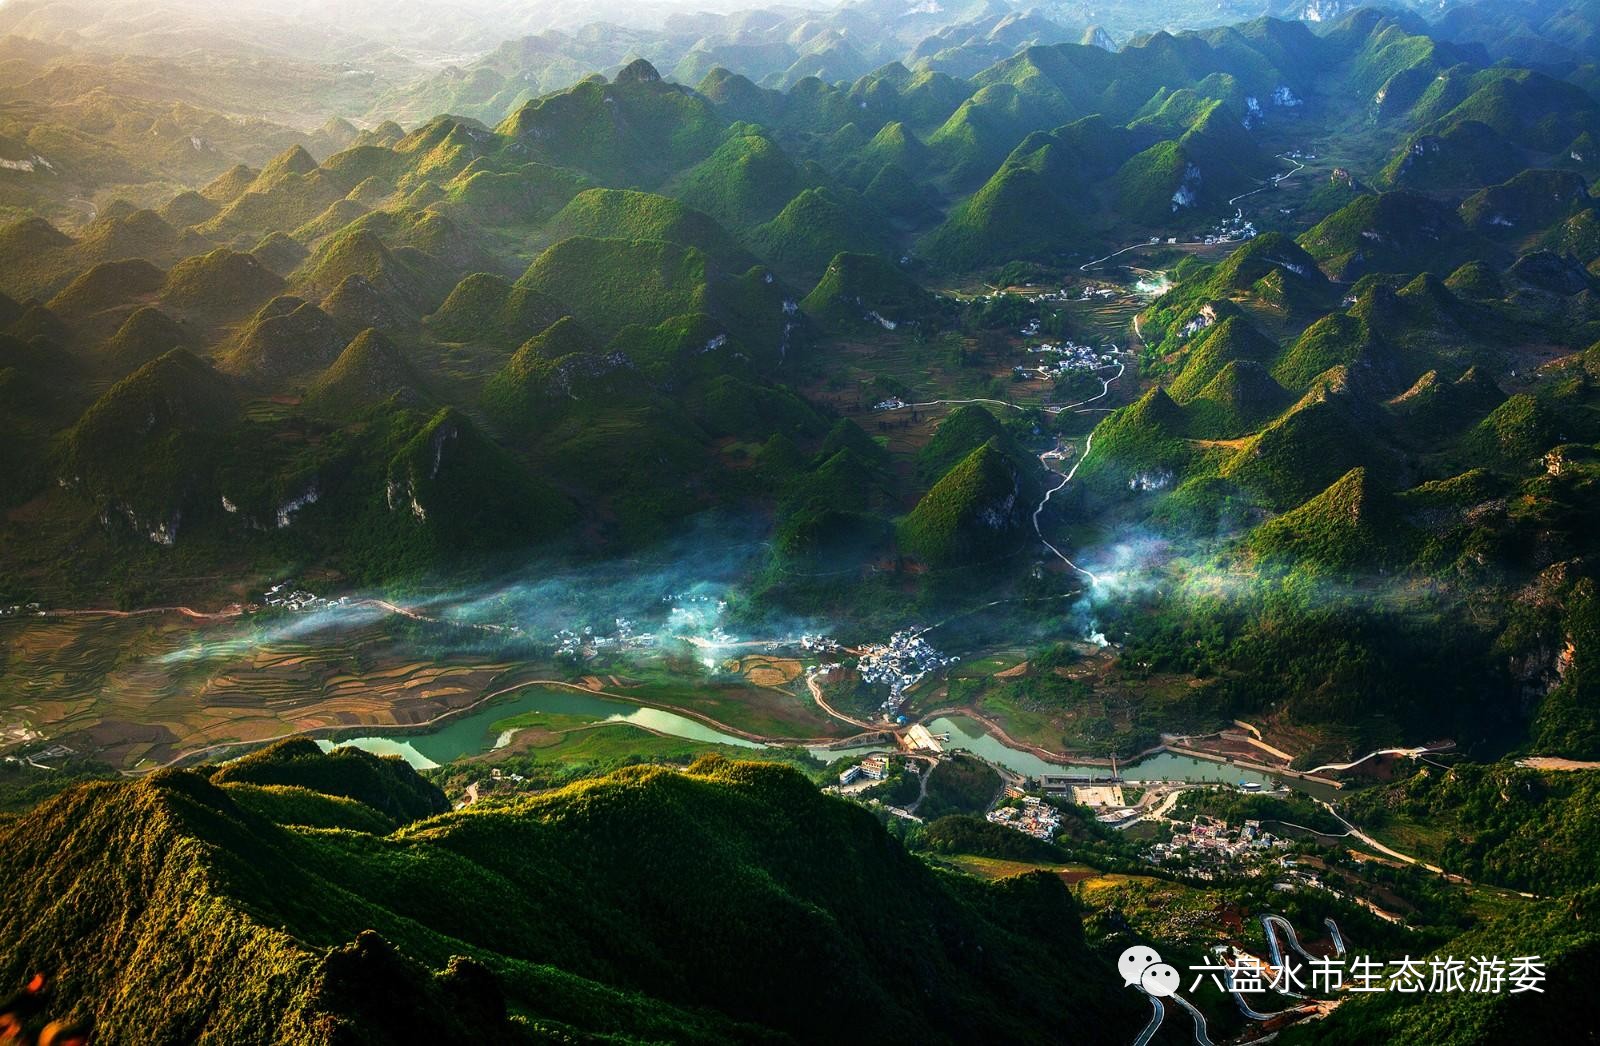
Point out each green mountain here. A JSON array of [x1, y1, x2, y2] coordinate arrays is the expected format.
[[899, 440, 1035, 566], [0, 751, 1142, 1043], [1184, 359, 1292, 438], [45, 259, 165, 329], [918, 119, 1127, 271], [1219, 378, 1388, 509], [749, 187, 891, 280], [211, 738, 449, 824], [916, 404, 1031, 484], [425, 273, 562, 348], [1460, 169, 1590, 237], [1299, 883, 1600, 1045], [303, 330, 427, 416], [482, 317, 629, 428], [58, 349, 236, 534], [294, 229, 447, 316], [1083, 386, 1192, 490], [1465, 392, 1562, 468], [99, 307, 194, 372], [222, 297, 346, 382], [161, 248, 286, 318], [513, 237, 714, 339], [1271, 313, 1382, 391], [1250, 466, 1410, 572], [494, 60, 721, 185], [547, 188, 753, 267], [437, 159, 590, 230], [668, 132, 806, 231], [252, 231, 310, 276], [386, 406, 570, 549], [1388, 366, 1506, 445], [1299, 191, 1493, 280], [800, 252, 944, 331], [1167, 315, 1279, 402]]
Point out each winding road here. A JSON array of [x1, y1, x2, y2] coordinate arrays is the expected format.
[[804, 671, 879, 731], [899, 355, 1128, 584], [1313, 800, 1465, 882], [1082, 152, 1310, 274], [1132, 991, 1214, 1046], [1033, 431, 1101, 584], [36, 604, 245, 621], [1261, 914, 1318, 974], [1169, 992, 1217, 1046], [1303, 745, 1443, 775]]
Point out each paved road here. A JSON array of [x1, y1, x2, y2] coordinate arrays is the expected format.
[[1033, 431, 1101, 584], [1084, 153, 1308, 274], [1325, 917, 1347, 957], [1132, 996, 1164, 1046], [1261, 914, 1318, 973], [39, 604, 244, 621], [1303, 745, 1440, 774], [903, 357, 1125, 418], [1314, 800, 1463, 880], [1169, 993, 1216, 1046], [804, 671, 879, 731], [1516, 756, 1600, 771]]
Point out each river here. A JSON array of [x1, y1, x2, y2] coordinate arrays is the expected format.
[[318, 690, 1331, 798], [927, 715, 1339, 798], [319, 685, 763, 769]]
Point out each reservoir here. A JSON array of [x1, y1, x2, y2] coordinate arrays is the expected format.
[[320, 683, 763, 769], [926, 715, 1338, 798], [319, 689, 1334, 798]]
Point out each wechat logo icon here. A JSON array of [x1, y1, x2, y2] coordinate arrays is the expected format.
[[1119, 945, 1180, 998]]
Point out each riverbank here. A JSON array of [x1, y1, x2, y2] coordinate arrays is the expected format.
[[147, 675, 881, 774], [1163, 744, 1343, 789]]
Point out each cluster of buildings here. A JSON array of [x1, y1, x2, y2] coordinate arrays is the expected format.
[[262, 582, 342, 613], [0, 602, 42, 618], [800, 633, 842, 654], [837, 753, 890, 786], [6, 743, 75, 771], [873, 396, 910, 412], [662, 592, 727, 615], [1144, 815, 1290, 872], [1014, 340, 1119, 381], [554, 617, 659, 658], [987, 796, 1063, 840], [855, 628, 956, 716], [1206, 212, 1259, 245], [663, 593, 739, 648]]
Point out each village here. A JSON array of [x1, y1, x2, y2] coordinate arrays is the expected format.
[[986, 795, 1064, 840], [1144, 814, 1293, 875], [261, 581, 343, 613], [1013, 336, 1121, 382], [853, 627, 957, 718], [553, 617, 658, 658]]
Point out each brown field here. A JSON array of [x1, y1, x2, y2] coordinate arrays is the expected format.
[[0, 612, 529, 769], [0, 609, 862, 769]]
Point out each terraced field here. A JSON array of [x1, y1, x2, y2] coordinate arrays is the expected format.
[[0, 612, 525, 768], [0, 609, 863, 769]]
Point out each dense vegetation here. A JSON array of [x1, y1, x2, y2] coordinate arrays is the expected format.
[[5, 4, 1600, 1042], [0, 748, 1147, 1043], [1343, 763, 1600, 894]]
